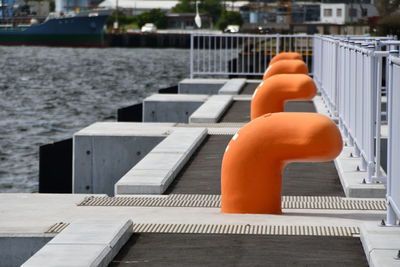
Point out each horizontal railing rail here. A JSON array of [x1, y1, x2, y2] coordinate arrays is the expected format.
[[313, 35, 400, 185], [387, 55, 400, 225], [190, 34, 313, 78]]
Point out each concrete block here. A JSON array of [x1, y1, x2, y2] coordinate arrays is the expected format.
[[189, 95, 233, 123], [74, 135, 165, 196], [115, 128, 207, 194], [22, 219, 133, 267], [218, 79, 247, 95], [334, 147, 386, 198], [178, 78, 227, 94], [75, 122, 176, 136], [22, 244, 111, 267], [143, 94, 209, 123], [73, 122, 174, 196], [360, 222, 400, 266], [151, 128, 208, 154], [0, 236, 52, 267], [49, 219, 132, 248]]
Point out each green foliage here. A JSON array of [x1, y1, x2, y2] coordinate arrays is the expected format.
[[377, 12, 400, 38], [171, 0, 195, 13], [217, 11, 243, 30], [171, 0, 224, 23], [201, 0, 223, 22], [135, 9, 167, 28], [374, 0, 400, 16], [106, 11, 135, 27]]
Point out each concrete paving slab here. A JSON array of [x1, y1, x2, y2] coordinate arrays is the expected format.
[[75, 122, 175, 136], [335, 147, 386, 198], [179, 78, 227, 94], [189, 95, 233, 123], [21, 244, 111, 267], [0, 194, 386, 236], [360, 222, 400, 266], [49, 219, 132, 248], [22, 219, 132, 267], [370, 250, 400, 267], [218, 78, 246, 95]]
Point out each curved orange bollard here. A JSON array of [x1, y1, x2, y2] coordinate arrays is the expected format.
[[263, 59, 308, 80], [269, 52, 303, 65], [221, 113, 342, 214], [251, 74, 317, 120]]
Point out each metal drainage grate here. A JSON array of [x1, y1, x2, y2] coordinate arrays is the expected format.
[[132, 223, 359, 237], [78, 194, 386, 210], [45, 222, 70, 233], [207, 128, 239, 135], [177, 123, 246, 128], [45, 222, 359, 237]]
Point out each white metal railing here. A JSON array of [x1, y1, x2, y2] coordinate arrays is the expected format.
[[313, 35, 400, 184], [387, 55, 400, 225], [190, 34, 313, 78]]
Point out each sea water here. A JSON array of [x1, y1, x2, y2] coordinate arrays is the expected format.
[[0, 46, 190, 192]]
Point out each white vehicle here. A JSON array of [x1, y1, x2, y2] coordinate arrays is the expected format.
[[141, 23, 157, 33], [224, 25, 240, 33]]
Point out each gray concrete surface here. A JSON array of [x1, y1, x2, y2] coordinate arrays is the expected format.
[[189, 95, 233, 123], [73, 123, 174, 196], [218, 78, 247, 95], [22, 219, 132, 267], [313, 95, 386, 198], [115, 128, 207, 194], [178, 78, 227, 94], [0, 235, 52, 267], [334, 146, 386, 198], [360, 222, 400, 266], [143, 94, 209, 123]]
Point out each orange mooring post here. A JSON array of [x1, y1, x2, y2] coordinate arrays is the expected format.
[[221, 113, 342, 214], [263, 59, 308, 80], [251, 74, 317, 120], [269, 52, 303, 66]]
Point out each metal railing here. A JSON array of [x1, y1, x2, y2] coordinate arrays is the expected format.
[[387, 55, 400, 225], [190, 34, 313, 78], [313, 35, 400, 184]]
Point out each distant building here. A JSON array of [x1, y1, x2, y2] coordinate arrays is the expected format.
[[98, 0, 248, 16], [320, 3, 377, 24], [240, 1, 321, 25], [56, 0, 88, 12]]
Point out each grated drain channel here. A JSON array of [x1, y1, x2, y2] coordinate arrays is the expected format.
[[78, 194, 386, 210], [45, 222, 70, 233], [45, 222, 359, 237], [132, 223, 359, 237]]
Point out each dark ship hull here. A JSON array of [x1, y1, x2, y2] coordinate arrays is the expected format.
[[0, 13, 109, 47]]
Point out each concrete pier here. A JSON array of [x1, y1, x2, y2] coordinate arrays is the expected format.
[[2, 78, 394, 266]]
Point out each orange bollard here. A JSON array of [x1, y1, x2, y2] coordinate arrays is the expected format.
[[221, 113, 342, 214], [263, 59, 308, 80], [269, 52, 303, 66], [251, 74, 317, 120]]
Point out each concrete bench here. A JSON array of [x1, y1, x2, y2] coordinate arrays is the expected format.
[[143, 94, 209, 123], [22, 219, 132, 267], [218, 79, 247, 95], [178, 78, 227, 94], [189, 95, 233, 123], [115, 127, 207, 194]]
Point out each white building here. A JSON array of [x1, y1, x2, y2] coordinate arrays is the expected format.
[[320, 3, 377, 24]]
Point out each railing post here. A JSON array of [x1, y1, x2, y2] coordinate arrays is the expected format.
[[190, 34, 194, 79]]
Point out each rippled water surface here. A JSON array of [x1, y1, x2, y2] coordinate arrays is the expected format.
[[0, 47, 190, 192]]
